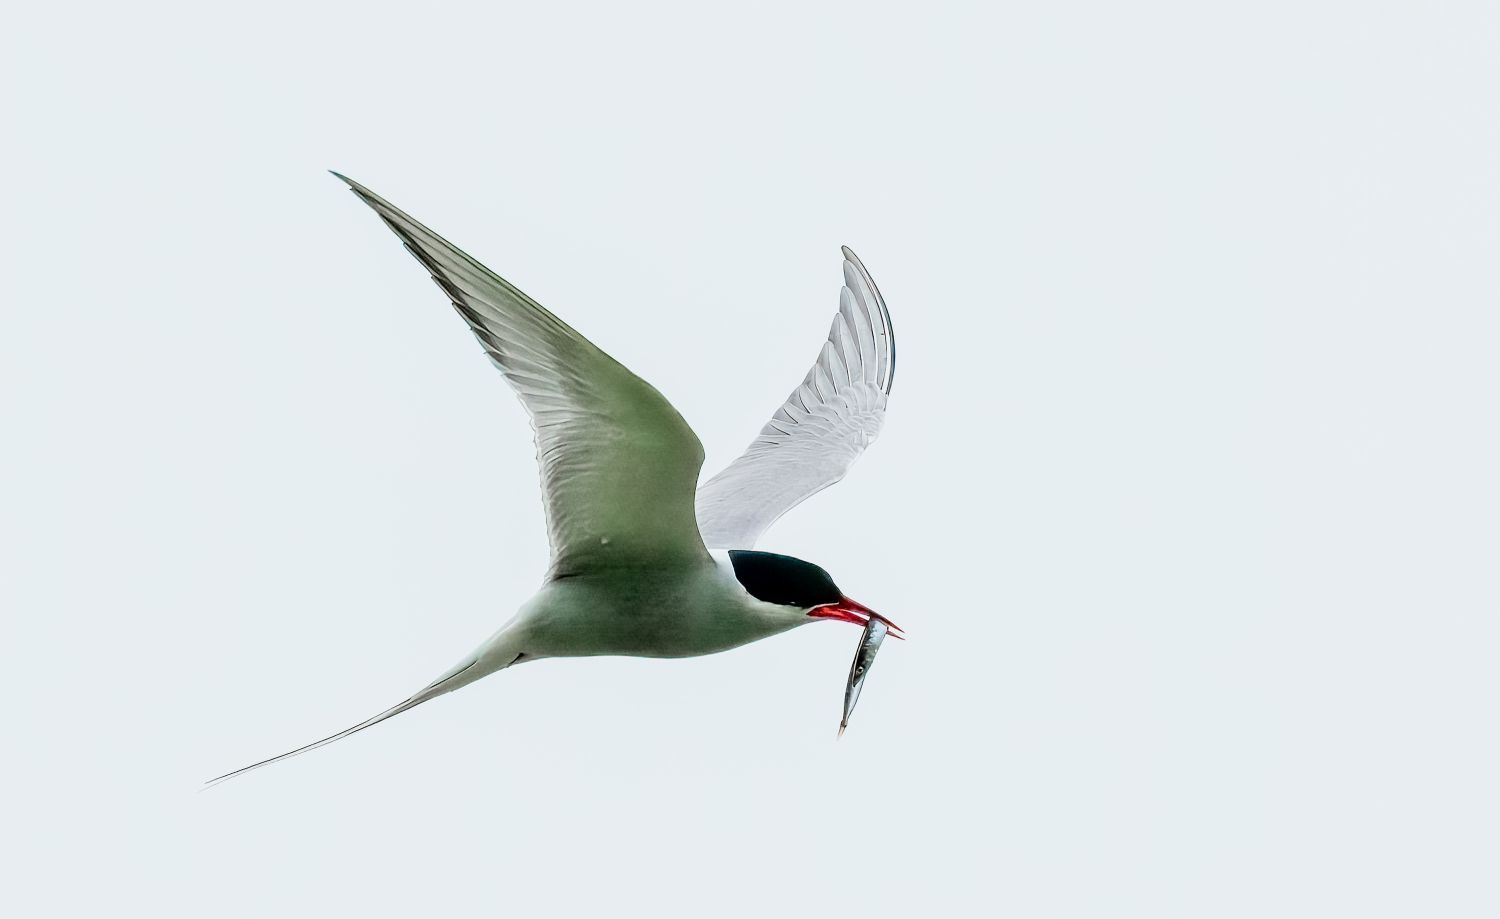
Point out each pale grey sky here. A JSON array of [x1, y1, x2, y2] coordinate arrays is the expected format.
[[4, 2, 1498, 916]]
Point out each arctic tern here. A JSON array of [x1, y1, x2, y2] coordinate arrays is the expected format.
[[210, 174, 901, 783]]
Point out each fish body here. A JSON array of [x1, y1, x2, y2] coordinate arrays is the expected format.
[[839, 617, 889, 736]]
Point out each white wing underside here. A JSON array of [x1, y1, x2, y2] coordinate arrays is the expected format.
[[335, 175, 708, 578], [694, 247, 895, 549]]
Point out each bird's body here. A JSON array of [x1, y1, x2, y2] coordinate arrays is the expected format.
[[490, 553, 807, 664], [210, 175, 900, 784]]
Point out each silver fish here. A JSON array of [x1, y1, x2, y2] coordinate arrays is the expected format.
[[839, 617, 888, 736]]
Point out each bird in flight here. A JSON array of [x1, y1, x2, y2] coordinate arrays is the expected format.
[[210, 175, 900, 784]]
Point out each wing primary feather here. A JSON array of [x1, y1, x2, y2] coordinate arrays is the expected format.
[[840, 246, 895, 394], [692, 246, 897, 549], [329, 172, 708, 575]]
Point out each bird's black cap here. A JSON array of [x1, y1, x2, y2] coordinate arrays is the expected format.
[[728, 550, 842, 609]]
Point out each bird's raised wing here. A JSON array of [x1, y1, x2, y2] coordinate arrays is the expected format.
[[336, 175, 708, 577], [694, 247, 895, 549]]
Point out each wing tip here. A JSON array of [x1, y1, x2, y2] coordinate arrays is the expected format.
[[329, 171, 396, 217], [838, 245, 896, 395], [328, 169, 365, 194]]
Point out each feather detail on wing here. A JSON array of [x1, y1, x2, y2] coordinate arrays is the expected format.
[[334, 174, 708, 576], [695, 247, 895, 548]]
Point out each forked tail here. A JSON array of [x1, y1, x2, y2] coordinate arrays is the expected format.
[[204, 656, 485, 787]]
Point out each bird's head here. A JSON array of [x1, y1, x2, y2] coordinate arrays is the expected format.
[[726, 550, 903, 638]]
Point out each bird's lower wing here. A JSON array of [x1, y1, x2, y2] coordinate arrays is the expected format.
[[335, 175, 709, 577]]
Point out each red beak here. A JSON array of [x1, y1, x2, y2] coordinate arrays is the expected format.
[[808, 596, 905, 639]]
